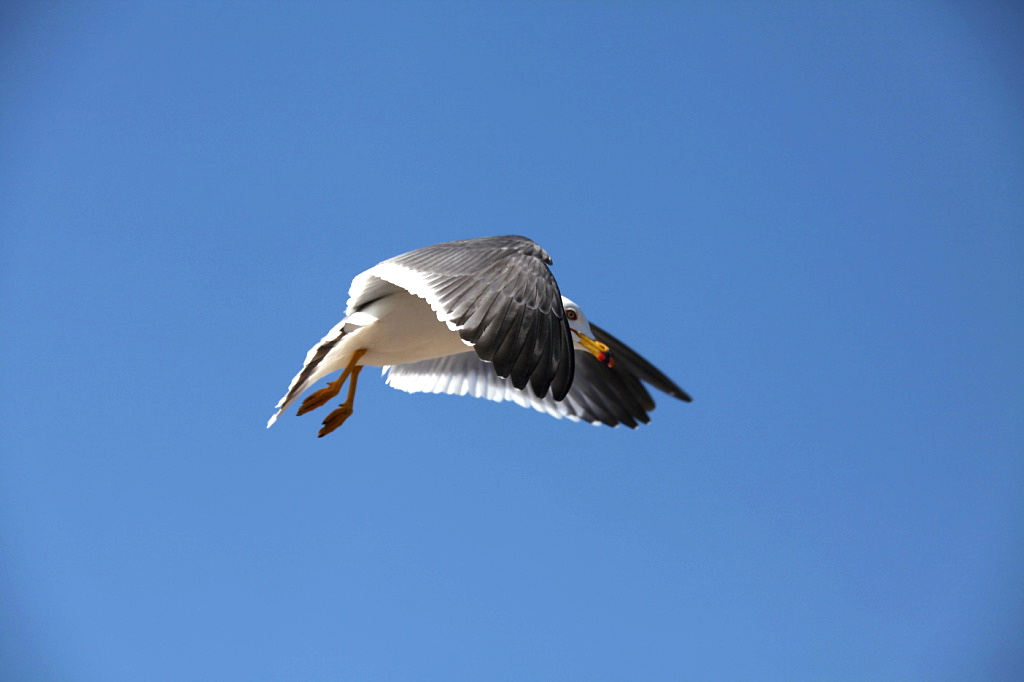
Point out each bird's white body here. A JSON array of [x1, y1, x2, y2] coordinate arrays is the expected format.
[[347, 287, 472, 367]]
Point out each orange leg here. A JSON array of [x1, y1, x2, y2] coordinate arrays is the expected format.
[[297, 348, 367, 416], [318, 362, 364, 437]]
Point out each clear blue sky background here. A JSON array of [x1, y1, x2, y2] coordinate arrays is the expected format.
[[2, 2, 1022, 680]]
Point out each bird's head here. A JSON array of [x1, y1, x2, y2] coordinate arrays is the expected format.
[[561, 296, 615, 368]]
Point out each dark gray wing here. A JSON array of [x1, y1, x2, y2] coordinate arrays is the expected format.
[[354, 235, 574, 400]]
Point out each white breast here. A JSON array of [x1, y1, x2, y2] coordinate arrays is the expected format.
[[354, 289, 471, 367]]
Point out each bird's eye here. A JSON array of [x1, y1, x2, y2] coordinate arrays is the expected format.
[[566, 309, 578, 321]]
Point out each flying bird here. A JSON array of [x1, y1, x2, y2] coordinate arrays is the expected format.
[[268, 235, 691, 436]]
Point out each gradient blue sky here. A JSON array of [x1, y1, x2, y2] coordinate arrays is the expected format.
[[2, 2, 1022, 680]]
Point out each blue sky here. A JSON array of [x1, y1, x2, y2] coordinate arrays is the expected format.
[[2, 1, 1022, 679]]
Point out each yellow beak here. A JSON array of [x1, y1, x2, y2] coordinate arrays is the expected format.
[[574, 331, 615, 368]]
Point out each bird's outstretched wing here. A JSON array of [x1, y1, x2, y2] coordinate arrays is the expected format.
[[347, 235, 575, 400]]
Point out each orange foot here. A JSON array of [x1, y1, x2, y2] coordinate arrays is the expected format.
[[315, 351, 366, 437], [318, 403, 355, 437], [296, 348, 368, 417], [297, 382, 341, 415]]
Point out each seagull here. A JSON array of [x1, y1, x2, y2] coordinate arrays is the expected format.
[[268, 235, 691, 436]]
